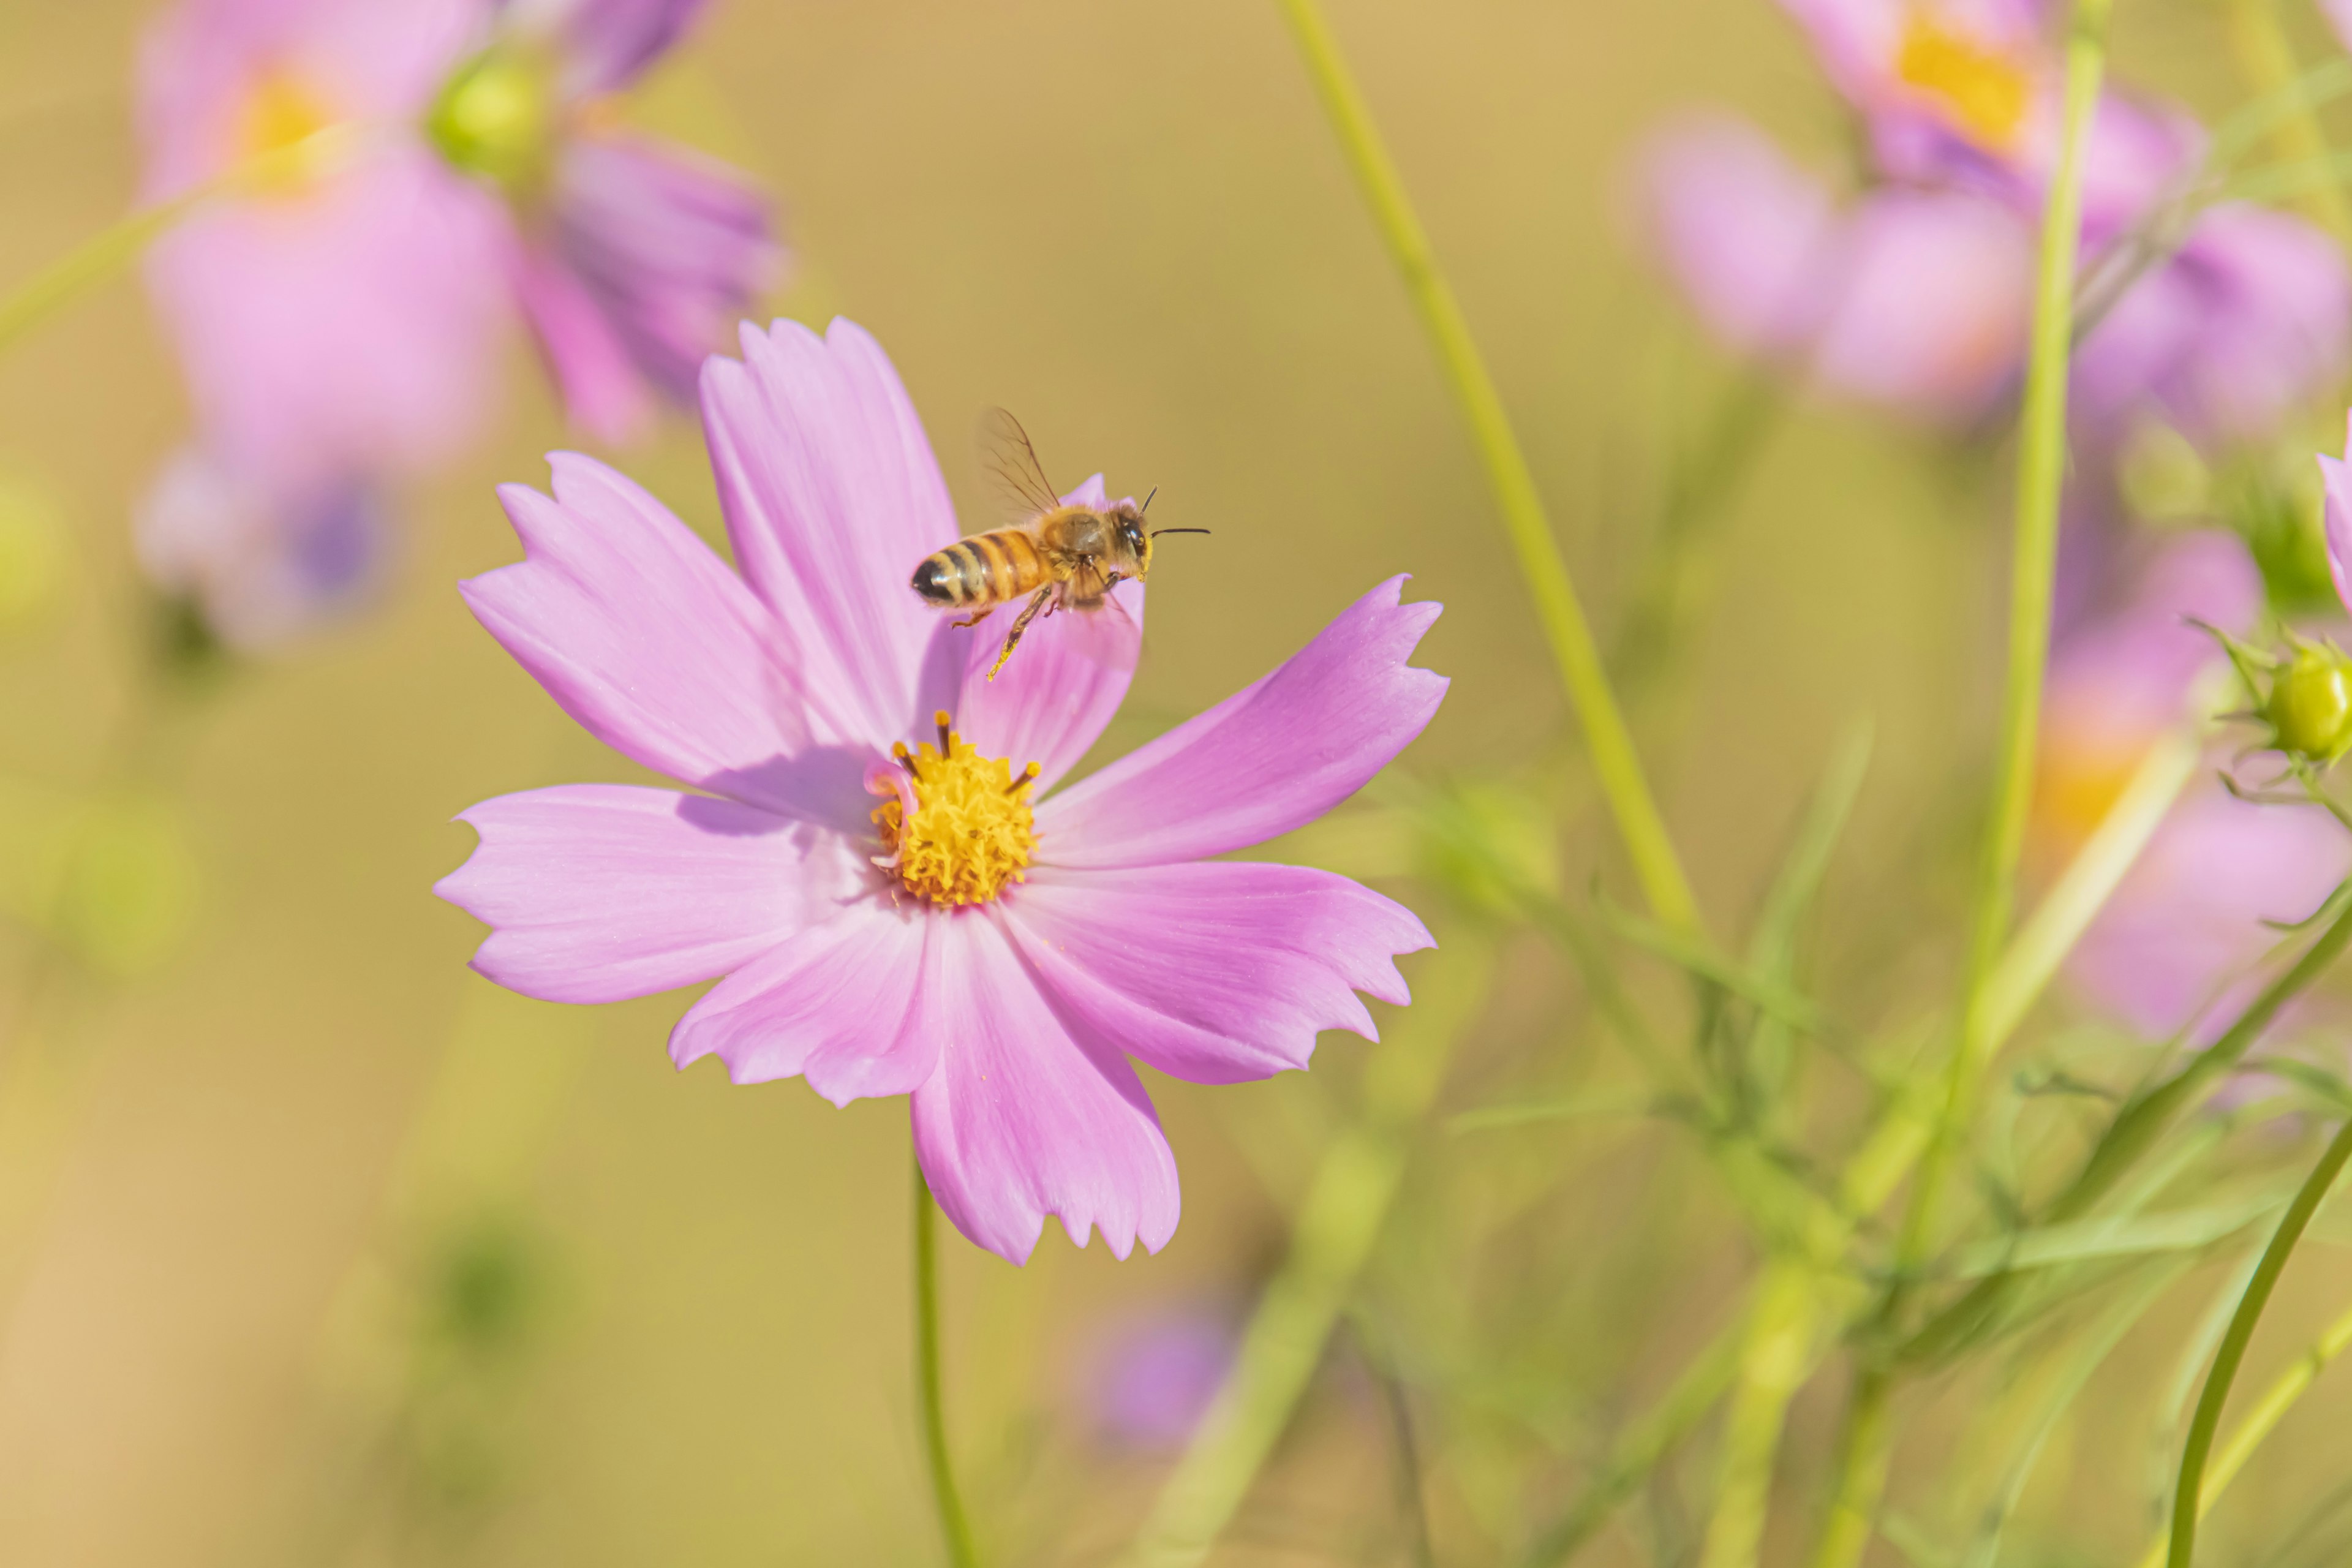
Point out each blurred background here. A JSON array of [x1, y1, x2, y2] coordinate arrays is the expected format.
[[2, 1, 2351, 1564]]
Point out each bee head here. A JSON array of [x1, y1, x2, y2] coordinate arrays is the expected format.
[[1111, 503, 1152, 576]]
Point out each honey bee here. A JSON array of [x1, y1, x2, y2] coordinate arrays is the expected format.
[[909, 409, 1207, 680]]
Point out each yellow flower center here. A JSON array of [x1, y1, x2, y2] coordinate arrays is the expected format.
[[235, 69, 339, 192], [872, 712, 1042, 908], [1896, 11, 2032, 150]]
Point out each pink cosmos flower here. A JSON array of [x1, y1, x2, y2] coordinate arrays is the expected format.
[[2040, 533, 2350, 1039], [434, 318, 1446, 1264], [139, 0, 780, 483]]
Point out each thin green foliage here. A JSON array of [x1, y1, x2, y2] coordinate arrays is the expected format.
[[2167, 1117, 2352, 1566]]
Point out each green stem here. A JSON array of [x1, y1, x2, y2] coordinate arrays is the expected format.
[[1700, 1261, 1819, 1568], [914, 1160, 979, 1568], [1812, 2, 2115, 1561], [2166, 1116, 2352, 1567], [0, 125, 366, 356], [2134, 1288, 2352, 1568], [1271, 0, 1701, 936]]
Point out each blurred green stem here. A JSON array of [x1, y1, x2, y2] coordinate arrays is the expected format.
[[1271, 0, 1701, 937], [2220, 0, 2352, 246], [2134, 1287, 2352, 1568], [0, 125, 365, 356], [1700, 1261, 1817, 1568], [1123, 936, 1494, 1568], [915, 1162, 979, 1568], [2166, 1117, 2352, 1568], [1814, 2, 2115, 1562]]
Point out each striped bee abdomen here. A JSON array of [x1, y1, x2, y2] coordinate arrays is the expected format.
[[910, 529, 1047, 609]]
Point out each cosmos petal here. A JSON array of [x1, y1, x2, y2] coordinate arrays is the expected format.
[[668, 899, 940, 1102], [699, 318, 963, 748], [1005, 862, 1431, 1084], [463, 452, 871, 827], [1036, 576, 1446, 867], [435, 784, 867, 1004], [910, 914, 1180, 1265]]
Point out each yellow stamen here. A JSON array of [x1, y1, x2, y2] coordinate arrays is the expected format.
[[872, 723, 1040, 908], [1896, 10, 2032, 151]]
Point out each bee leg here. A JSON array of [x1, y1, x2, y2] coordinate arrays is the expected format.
[[987, 586, 1056, 682], [951, 606, 995, 629]]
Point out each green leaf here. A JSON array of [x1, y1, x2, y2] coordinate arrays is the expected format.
[[1948, 1192, 2285, 1280]]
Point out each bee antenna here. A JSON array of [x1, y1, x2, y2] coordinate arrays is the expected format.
[[1151, 527, 1212, 538], [1140, 486, 1159, 514]]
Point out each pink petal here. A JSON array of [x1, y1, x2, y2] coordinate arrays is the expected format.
[[1005, 862, 1432, 1085], [1811, 188, 2033, 421], [547, 134, 782, 409], [463, 452, 865, 826], [2324, 411, 2352, 619], [910, 914, 1180, 1264], [144, 151, 516, 494], [1632, 114, 1842, 360], [1036, 576, 1446, 868], [955, 477, 1145, 788], [435, 784, 868, 1004], [699, 318, 963, 747], [668, 899, 937, 1101], [514, 243, 658, 445]]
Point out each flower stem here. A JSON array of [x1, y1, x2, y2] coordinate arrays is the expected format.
[[0, 125, 366, 358], [2166, 1115, 2352, 1567], [914, 1159, 979, 1568], [1270, 0, 1701, 937], [1700, 1261, 1819, 1568], [1812, 2, 2115, 1562], [2133, 1286, 2352, 1568]]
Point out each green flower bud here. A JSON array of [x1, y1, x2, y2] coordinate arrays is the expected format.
[[426, 49, 559, 194], [2264, 645, 2352, 765]]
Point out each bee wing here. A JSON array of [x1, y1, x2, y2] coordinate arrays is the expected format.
[[979, 407, 1065, 522]]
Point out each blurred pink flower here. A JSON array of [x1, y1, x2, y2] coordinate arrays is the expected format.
[[1632, 115, 2034, 423], [2040, 533, 2350, 1039], [1641, 13, 2349, 452], [140, 0, 511, 493], [135, 444, 387, 649], [138, 0, 781, 485], [435, 318, 1445, 1264]]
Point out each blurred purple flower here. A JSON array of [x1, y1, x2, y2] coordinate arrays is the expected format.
[[435, 318, 1444, 1265], [140, 0, 512, 492], [2319, 413, 2352, 612], [135, 445, 388, 649], [1082, 1305, 1236, 1450], [2075, 202, 2352, 452], [138, 0, 782, 478], [1633, 115, 2033, 423], [1640, 10, 2349, 454], [2040, 533, 2350, 1038]]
